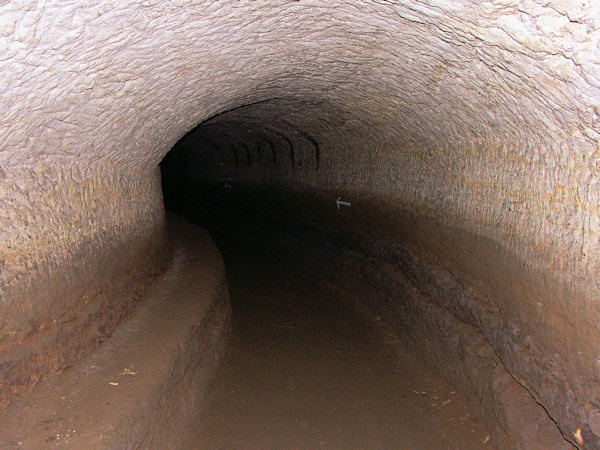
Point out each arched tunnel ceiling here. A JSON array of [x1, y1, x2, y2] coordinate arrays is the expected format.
[[1, 0, 598, 169], [3, 1, 599, 279], [1, 0, 600, 446]]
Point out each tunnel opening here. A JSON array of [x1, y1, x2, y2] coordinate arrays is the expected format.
[[2, 1, 599, 447], [159, 101, 577, 448], [165, 183, 494, 448]]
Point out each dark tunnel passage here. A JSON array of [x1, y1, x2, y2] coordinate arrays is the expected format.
[[2, 2, 599, 448], [158, 106, 575, 448], [163, 177, 492, 448]]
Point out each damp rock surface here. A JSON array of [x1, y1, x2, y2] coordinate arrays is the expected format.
[[184, 209, 492, 449], [177, 183, 573, 449], [0, 216, 230, 449], [1, 1, 599, 446]]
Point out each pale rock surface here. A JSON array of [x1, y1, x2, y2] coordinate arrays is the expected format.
[[1, 0, 599, 446]]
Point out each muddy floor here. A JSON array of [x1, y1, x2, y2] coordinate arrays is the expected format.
[[183, 216, 491, 449]]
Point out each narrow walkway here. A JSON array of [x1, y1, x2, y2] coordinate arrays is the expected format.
[[186, 226, 490, 449], [0, 217, 229, 448]]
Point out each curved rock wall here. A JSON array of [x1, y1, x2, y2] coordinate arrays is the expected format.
[[1, 0, 599, 446], [0, 161, 167, 401]]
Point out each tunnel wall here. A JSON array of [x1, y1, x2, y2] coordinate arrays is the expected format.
[[176, 99, 600, 446], [1, 0, 599, 447], [181, 184, 573, 447], [177, 95, 600, 444], [0, 161, 167, 401]]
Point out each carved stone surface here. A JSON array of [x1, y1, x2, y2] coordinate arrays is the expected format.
[[1, 0, 598, 445]]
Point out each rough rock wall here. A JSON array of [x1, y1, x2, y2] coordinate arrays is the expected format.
[[1, 0, 599, 446], [0, 162, 167, 401], [179, 93, 600, 445]]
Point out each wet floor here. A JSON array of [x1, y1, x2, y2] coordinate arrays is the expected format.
[[182, 218, 490, 450]]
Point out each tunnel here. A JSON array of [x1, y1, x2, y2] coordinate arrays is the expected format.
[[1, 1, 599, 448]]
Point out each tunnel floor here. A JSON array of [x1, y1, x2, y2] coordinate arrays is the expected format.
[[183, 212, 491, 449]]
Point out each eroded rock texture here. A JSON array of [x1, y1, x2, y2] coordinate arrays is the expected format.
[[1, 0, 599, 447]]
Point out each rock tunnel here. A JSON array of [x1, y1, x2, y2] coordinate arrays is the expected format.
[[1, 1, 600, 448]]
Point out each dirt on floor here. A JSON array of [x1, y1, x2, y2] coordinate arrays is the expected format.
[[0, 217, 230, 449], [184, 220, 491, 449]]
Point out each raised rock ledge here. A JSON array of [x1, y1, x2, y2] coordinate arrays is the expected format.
[[0, 215, 231, 448]]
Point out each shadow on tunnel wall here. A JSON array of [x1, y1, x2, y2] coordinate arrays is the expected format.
[[159, 116, 585, 448], [3, 1, 600, 448]]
